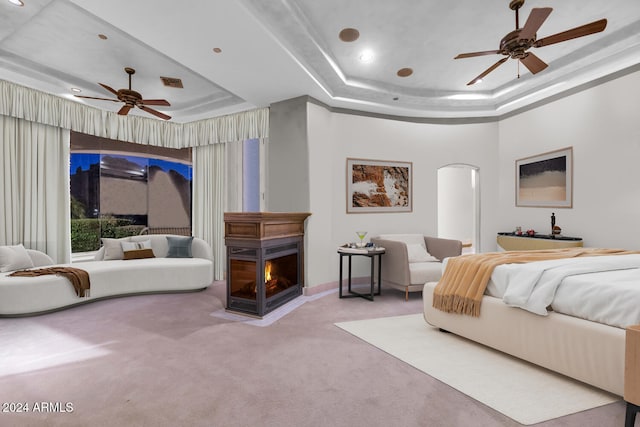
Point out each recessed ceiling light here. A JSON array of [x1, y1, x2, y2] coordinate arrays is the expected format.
[[359, 50, 374, 63], [397, 68, 413, 77], [339, 28, 360, 42], [213, 47, 222, 53], [70, 87, 82, 93], [98, 34, 108, 40], [8, 0, 24, 6]]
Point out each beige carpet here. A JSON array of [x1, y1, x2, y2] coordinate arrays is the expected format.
[[335, 313, 620, 425]]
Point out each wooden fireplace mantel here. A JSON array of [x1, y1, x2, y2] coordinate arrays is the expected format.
[[224, 212, 311, 240]]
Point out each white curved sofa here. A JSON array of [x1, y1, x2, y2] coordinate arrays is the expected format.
[[0, 235, 214, 317]]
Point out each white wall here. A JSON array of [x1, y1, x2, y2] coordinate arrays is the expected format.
[[497, 70, 640, 249], [267, 97, 310, 212], [305, 104, 500, 287], [270, 69, 640, 289]]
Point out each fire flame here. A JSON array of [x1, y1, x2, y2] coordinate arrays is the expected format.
[[265, 261, 272, 283]]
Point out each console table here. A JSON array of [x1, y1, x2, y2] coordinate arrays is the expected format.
[[337, 248, 385, 301], [497, 232, 583, 251]]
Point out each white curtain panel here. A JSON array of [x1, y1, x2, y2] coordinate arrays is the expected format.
[[0, 115, 71, 263], [225, 141, 243, 212], [193, 143, 226, 280]]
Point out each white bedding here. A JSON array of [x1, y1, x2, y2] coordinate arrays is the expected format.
[[485, 254, 640, 328]]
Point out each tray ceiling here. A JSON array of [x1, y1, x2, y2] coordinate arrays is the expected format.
[[1, 0, 639, 122]]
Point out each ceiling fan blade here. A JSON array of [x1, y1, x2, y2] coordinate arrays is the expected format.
[[519, 7, 552, 40], [141, 99, 171, 106], [75, 95, 120, 102], [99, 83, 119, 96], [118, 105, 132, 116], [534, 19, 607, 48], [455, 50, 501, 59], [466, 57, 509, 86], [139, 105, 171, 121], [520, 52, 548, 74]]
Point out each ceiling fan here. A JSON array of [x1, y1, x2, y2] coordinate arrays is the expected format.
[[454, 0, 607, 86], [75, 67, 171, 120]]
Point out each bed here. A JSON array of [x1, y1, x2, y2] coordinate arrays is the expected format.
[[423, 251, 640, 397]]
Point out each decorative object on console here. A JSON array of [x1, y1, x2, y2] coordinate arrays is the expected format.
[[516, 147, 572, 208], [346, 158, 412, 213], [551, 212, 562, 235]]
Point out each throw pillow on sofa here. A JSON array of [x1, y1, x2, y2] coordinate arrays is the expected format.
[[0, 244, 35, 272], [166, 236, 194, 258], [102, 238, 128, 260], [121, 240, 155, 260]]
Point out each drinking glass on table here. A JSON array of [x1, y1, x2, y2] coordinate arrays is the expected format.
[[355, 231, 367, 247]]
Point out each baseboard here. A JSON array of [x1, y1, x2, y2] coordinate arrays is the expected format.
[[303, 277, 370, 296]]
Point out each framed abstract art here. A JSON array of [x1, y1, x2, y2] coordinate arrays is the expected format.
[[346, 158, 412, 213]]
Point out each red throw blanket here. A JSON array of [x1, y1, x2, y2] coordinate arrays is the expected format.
[[9, 267, 91, 297]]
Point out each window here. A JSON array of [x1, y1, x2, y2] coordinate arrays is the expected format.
[[70, 132, 192, 253], [243, 138, 261, 212]]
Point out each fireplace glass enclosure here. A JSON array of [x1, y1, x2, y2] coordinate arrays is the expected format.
[[227, 239, 302, 317]]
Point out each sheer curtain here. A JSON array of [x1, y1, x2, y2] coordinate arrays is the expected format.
[[0, 115, 71, 263], [225, 140, 243, 212], [193, 143, 226, 280]]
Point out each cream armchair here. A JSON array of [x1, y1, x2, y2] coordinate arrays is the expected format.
[[370, 234, 462, 301]]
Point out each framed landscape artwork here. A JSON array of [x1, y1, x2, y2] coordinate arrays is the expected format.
[[516, 147, 573, 208], [346, 158, 412, 213]]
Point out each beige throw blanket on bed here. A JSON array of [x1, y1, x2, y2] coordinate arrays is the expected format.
[[432, 248, 640, 317], [9, 267, 91, 297]]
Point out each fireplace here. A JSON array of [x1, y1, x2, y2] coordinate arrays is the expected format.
[[224, 212, 311, 317]]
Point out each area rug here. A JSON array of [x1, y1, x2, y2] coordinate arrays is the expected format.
[[335, 314, 619, 425]]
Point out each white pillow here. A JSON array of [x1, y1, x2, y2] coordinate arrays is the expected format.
[[378, 234, 425, 246], [406, 243, 438, 263], [121, 240, 152, 252], [102, 238, 127, 260], [0, 244, 35, 272]]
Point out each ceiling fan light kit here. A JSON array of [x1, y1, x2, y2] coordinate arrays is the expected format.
[[455, 0, 607, 86], [75, 67, 172, 120]]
